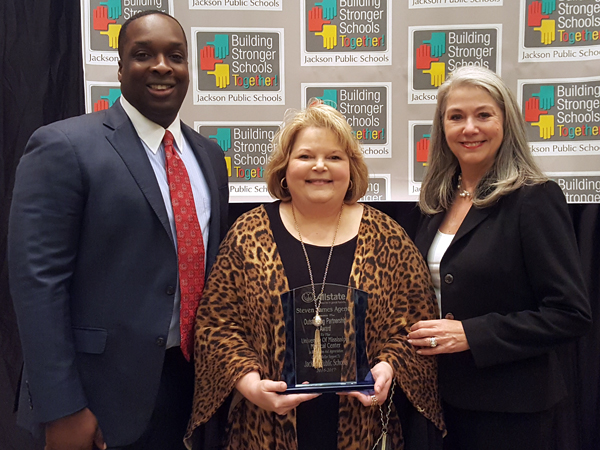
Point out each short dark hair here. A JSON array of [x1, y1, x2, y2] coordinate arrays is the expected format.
[[118, 10, 187, 58]]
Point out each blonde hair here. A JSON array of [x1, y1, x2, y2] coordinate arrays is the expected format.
[[266, 100, 369, 203], [419, 66, 547, 214]]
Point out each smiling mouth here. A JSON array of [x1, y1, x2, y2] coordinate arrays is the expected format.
[[461, 141, 485, 148], [306, 179, 332, 184], [148, 84, 174, 91]]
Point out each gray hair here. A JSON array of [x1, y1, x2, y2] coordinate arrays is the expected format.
[[419, 66, 547, 214]]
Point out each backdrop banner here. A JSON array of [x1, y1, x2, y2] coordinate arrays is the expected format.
[[80, 0, 600, 203]]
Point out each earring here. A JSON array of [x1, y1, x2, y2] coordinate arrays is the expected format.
[[280, 177, 288, 190]]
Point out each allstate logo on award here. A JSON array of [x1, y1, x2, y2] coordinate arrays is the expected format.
[[302, 292, 316, 303]]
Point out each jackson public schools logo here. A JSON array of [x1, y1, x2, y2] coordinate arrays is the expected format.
[[86, 82, 122, 113], [518, 77, 600, 156], [408, 122, 433, 196], [82, 0, 172, 65], [189, 0, 282, 10], [302, 83, 392, 158], [409, 0, 502, 9], [519, 0, 600, 62], [301, 0, 391, 66], [409, 25, 501, 104], [193, 28, 284, 105], [196, 122, 279, 198]]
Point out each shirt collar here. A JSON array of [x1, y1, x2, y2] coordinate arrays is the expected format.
[[120, 96, 184, 154]]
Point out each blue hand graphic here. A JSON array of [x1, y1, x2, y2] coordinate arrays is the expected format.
[[317, 89, 338, 108], [209, 128, 231, 152], [532, 85, 555, 110], [315, 0, 337, 20], [423, 32, 446, 58], [99, 0, 122, 20], [207, 35, 230, 60], [541, 0, 556, 15], [100, 88, 122, 107]]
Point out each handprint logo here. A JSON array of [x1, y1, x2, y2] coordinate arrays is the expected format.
[[315, 24, 337, 50], [101, 88, 122, 107], [93, 6, 116, 31], [101, 23, 122, 49], [532, 115, 554, 139], [416, 33, 447, 90], [316, 89, 338, 108], [207, 64, 230, 89], [527, 1, 549, 27], [524, 98, 548, 123], [524, 85, 555, 140], [416, 44, 438, 70], [315, 0, 337, 21], [99, 0, 122, 20], [531, 85, 554, 110], [308, 4, 337, 50], [308, 6, 331, 32], [423, 33, 446, 58], [416, 134, 430, 166], [209, 128, 232, 152], [207, 35, 230, 59], [423, 62, 446, 88], [534, 19, 555, 45], [200, 46, 223, 71], [224, 156, 232, 177]]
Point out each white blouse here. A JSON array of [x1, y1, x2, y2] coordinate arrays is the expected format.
[[427, 230, 454, 317]]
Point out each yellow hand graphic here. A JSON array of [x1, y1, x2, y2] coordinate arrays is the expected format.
[[224, 156, 232, 177], [207, 64, 230, 89], [532, 115, 555, 139], [534, 19, 555, 45], [423, 62, 446, 87], [315, 25, 337, 50], [100, 24, 121, 49]]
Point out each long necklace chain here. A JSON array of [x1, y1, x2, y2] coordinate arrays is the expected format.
[[292, 202, 344, 326], [457, 174, 472, 199]]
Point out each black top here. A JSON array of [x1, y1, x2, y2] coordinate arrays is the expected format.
[[265, 201, 357, 450]]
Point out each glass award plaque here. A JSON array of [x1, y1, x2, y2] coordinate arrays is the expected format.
[[279, 284, 374, 394]]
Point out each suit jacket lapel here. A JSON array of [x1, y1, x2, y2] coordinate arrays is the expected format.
[[103, 102, 174, 242], [416, 202, 494, 256], [453, 204, 493, 244]]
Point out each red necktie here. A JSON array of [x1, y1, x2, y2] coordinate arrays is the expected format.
[[163, 130, 205, 361]]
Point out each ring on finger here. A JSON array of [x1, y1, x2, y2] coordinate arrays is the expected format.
[[371, 395, 379, 407], [429, 337, 438, 348]]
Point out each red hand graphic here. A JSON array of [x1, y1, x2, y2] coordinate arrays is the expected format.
[[416, 44, 439, 70], [93, 6, 115, 31], [94, 99, 109, 112], [528, 1, 549, 27], [200, 46, 223, 71], [525, 97, 547, 122], [308, 7, 331, 32], [416, 138, 430, 163]]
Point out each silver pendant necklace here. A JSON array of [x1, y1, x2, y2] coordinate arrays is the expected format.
[[292, 202, 344, 369]]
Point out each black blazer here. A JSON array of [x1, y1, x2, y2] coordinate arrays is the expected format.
[[414, 181, 591, 413], [9, 102, 229, 445]]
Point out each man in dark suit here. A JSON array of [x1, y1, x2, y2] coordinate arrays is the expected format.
[[8, 11, 228, 450]]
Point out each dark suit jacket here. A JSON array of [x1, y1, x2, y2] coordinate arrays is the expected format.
[[8, 101, 229, 446], [414, 181, 591, 413]]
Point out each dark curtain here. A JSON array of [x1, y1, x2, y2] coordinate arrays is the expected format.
[[1, 2, 599, 449], [0, 1, 84, 448]]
